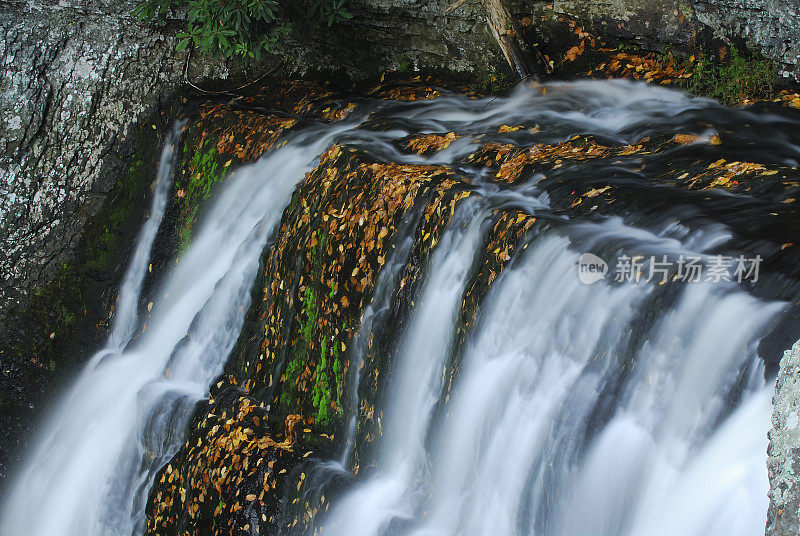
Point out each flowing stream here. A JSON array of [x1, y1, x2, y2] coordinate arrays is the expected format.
[[4, 80, 800, 536]]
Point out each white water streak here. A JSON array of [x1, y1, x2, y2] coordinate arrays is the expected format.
[[323, 202, 485, 536], [109, 121, 185, 349]]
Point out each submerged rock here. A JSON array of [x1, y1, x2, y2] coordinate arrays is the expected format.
[[144, 110, 483, 536]]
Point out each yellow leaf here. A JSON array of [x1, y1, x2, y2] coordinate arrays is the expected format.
[[673, 134, 699, 145], [583, 186, 610, 198], [709, 159, 726, 168]]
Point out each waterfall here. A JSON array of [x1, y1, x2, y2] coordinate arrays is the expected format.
[[4, 80, 798, 536], [324, 200, 485, 536], [386, 236, 776, 536], [318, 214, 781, 536], [109, 121, 185, 350], [0, 121, 357, 536], [307, 82, 793, 536]]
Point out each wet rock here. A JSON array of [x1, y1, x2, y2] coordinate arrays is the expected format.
[[146, 375, 305, 536], [549, 0, 800, 79], [767, 339, 800, 535]]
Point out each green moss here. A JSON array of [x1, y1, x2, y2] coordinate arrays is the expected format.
[[179, 139, 228, 254], [310, 324, 345, 426], [277, 228, 348, 426], [332, 341, 343, 408], [312, 337, 331, 425], [84, 159, 145, 272], [280, 284, 319, 409], [688, 46, 776, 105], [178, 207, 198, 254], [299, 285, 318, 343], [10, 130, 155, 373], [280, 347, 304, 408]]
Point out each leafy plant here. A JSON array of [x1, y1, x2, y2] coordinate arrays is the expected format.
[[479, 69, 513, 93], [293, 0, 352, 27], [134, 0, 352, 59], [688, 46, 776, 106]]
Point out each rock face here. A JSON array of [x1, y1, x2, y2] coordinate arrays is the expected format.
[[768, 339, 800, 535], [551, 0, 800, 78], [0, 0, 182, 483], [692, 0, 800, 79], [0, 0, 180, 310], [284, 0, 508, 81]]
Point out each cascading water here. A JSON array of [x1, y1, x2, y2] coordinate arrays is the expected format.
[[0, 119, 357, 536], [316, 210, 781, 536], [0, 123, 184, 536], [323, 201, 486, 536], [110, 121, 185, 349], [4, 79, 799, 536], [359, 232, 779, 536]]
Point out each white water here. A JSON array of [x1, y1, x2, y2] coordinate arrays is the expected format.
[[320, 223, 781, 536], [339, 214, 421, 467], [310, 82, 785, 536], [324, 201, 485, 535], [1, 122, 354, 536], [109, 122, 185, 349]]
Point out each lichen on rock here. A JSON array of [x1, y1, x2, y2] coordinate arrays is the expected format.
[[768, 339, 800, 535]]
